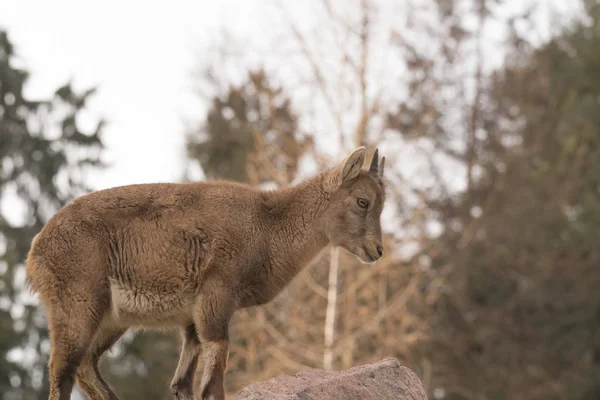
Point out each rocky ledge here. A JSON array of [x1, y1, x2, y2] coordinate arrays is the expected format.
[[230, 358, 428, 400]]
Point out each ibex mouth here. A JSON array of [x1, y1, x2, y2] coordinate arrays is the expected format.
[[364, 247, 380, 262]]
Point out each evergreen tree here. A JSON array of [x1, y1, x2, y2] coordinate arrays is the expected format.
[[0, 30, 105, 399], [187, 68, 311, 185]]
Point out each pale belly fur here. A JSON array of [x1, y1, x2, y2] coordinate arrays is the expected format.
[[108, 279, 197, 328]]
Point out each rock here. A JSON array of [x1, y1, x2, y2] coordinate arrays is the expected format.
[[230, 358, 428, 400]]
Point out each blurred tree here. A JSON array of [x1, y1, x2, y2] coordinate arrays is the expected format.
[[411, 1, 600, 398], [0, 30, 105, 399], [186, 68, 311, 186]]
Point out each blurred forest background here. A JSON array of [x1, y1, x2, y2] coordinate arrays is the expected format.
[[1, 0, 599, 399]]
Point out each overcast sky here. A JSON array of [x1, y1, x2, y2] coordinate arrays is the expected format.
[[0, 0, 273, 191], [1, 0, 583, 193]]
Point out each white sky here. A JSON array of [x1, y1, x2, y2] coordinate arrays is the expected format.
[[0, 0, 271, 190]]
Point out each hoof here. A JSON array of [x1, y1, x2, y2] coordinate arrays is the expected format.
[[171, 383, 196, 400]]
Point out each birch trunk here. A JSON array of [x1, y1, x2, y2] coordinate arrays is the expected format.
[[323, 246, 340, 370]]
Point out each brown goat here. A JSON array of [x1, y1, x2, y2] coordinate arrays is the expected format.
[[25, 146, 386, 400]]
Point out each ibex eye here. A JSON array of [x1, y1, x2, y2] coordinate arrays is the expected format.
[[357, 198, 369, 208]]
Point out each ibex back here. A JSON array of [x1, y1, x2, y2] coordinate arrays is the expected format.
[[25, 147, 386, 400]]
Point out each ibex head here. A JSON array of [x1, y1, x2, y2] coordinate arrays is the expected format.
[[323, 147, 386, 263]]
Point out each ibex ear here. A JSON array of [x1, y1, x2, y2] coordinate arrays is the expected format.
[[325, 147, 366, 191], [340, 147, 366, 182]]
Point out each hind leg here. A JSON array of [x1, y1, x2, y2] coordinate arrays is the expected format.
[[170, 324, 201, 400], [46, 293, 108, 400], [76, 315, 127, 400]]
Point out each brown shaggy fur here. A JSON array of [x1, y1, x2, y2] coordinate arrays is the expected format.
[[25, 147, 386, 400]]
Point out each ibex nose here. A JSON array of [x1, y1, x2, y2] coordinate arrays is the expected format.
[[376, 245, 383, 257]]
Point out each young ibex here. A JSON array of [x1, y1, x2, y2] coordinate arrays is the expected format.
[[25, 146, 386, 400]]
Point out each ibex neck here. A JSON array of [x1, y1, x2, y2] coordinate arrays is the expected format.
[[263, 173, 330, 277]]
